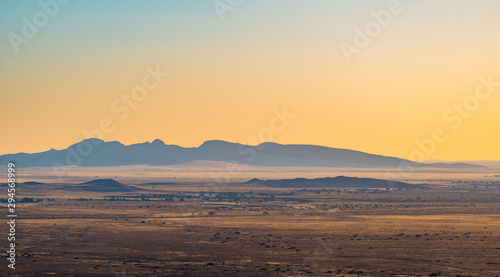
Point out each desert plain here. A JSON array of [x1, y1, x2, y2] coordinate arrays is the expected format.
[[1, 165, 499, 277]]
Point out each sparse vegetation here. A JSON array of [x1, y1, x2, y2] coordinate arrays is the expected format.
[[8, 172, 500, 276]]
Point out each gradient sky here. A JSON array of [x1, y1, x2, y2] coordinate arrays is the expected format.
[[1, 0, 500, 161]]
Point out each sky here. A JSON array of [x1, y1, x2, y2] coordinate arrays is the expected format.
[[1, 0, 500, 161]]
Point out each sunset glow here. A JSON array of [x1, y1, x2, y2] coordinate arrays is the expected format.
[[1, 0, 500, 161]]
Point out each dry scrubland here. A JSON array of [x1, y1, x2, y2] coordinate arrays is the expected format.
[[1, 168, 500, 276]]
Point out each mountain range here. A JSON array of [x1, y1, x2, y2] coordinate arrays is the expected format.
[[0, 139, 487, 169]]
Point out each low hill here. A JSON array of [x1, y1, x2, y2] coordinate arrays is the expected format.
[[244, 176, 428, 189], [23, 181, 46, 185], [1, 181, 46, 187], [77, 179, 138, 192]]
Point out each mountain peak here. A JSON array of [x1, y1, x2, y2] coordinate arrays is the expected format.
[[199, 140, 235, 148], [70, 138, 105, 148], [258, 142, 281, 147], [82, 178, 122, 185], [151, 139, 165, 146], [86, 138, 104, 143]]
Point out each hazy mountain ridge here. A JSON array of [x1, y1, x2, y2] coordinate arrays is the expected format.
[[76, 179, 139, 192], [0, 139, 487, 169], [244, 176, 428, 189]]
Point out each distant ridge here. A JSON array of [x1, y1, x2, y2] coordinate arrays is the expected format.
[[135, 182, 176, 186], [23, 181, 45, 185], [244, 176, 428, 189], [1, 181, 45, 187], [77, 179, 138, 192], [0, 139, 487, 170], [244, 178, 263, 185]]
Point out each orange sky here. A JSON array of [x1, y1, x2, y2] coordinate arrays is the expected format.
[[1, 0, 500, 161]]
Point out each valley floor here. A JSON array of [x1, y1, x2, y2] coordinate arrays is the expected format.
[[2, 184, 500, 276]]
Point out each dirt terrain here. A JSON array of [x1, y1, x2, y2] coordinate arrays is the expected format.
[[1, 169, 500, 276]]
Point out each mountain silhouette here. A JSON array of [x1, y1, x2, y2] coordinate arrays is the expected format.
[[0, 139, 486, 169], [77, 179, 138, 192], [244, 176, 428, 189]]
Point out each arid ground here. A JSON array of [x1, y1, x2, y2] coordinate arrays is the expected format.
[[1, 167, 500, 276]]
